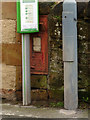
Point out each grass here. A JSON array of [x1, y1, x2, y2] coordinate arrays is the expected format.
[[49, 101, 64, 108]]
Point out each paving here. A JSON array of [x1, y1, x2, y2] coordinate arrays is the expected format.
[[0, 103, 89, 119]]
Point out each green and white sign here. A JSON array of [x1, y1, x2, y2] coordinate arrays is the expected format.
[[17, 0, 39, 33]]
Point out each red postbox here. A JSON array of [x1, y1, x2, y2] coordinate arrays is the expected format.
[[30, 15, 48, 75]]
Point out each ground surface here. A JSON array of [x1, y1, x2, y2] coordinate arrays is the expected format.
[[0, 102, 89, 119]]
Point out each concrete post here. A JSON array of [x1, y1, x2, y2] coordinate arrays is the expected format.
[[22, 34, 31, 105], [62, 0, 78, 110]]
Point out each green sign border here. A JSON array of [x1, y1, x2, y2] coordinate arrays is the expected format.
[[17, 0, 39, 33]]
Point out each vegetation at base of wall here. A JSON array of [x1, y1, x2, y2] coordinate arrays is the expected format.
[[49, 101, 64, 108], [53, 15, 62, 21], [78, 90, 89, 109], [78, 90, 89, 102], [82, 97, 89, 102], [78, 101, 89, 109]]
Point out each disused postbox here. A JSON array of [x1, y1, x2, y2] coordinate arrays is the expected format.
[[30, 15, 48, 75]]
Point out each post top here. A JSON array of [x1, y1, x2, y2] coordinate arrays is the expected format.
[[64, 0, 76, 3]]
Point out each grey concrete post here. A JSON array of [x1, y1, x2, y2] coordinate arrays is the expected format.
[[22, 34, 31, 105], [62, 0, 78, 110]]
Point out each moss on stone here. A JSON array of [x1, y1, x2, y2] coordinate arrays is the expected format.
[[31, 75, 47, 89], [48, 89, 64, 101], [39, 2, 55, 15]]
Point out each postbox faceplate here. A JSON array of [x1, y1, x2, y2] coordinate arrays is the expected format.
[[30, 15, 48, 75]]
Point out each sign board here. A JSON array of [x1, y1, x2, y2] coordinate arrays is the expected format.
[[17, 0, 39, 33]]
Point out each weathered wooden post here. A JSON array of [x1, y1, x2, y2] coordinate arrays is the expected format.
[[62, 0, 78, 110]]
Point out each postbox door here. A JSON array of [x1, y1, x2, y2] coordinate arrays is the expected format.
[[30, 15, 48, 75]]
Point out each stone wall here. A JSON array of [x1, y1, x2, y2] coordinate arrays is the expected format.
[[1, 2, 21, 100], [77, 2, 90, 100], [47, 2, 90, 101], [1, 1, 90, 102]]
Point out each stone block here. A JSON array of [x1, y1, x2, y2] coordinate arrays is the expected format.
[[15, 90, 22, 101], [39, 2, 55, 15], [0, 44, 2, 64], [15, 22, 22, 43], [15, 31, 21, 43], [48, 17, 62, 38], [1, 20, 16, 43], [31, 75, 47, 89], [79, 65, 89, 75], [86, 2, 90, 18], [1, 63, 16, 90], [31, 89, 48, 101], [78, 53, 88, 65], [78, 41, 88, 54], [2, 43, 22, 66], [77, 2, 87, 19], [77, 2, 90, 19], [1, 89, 16, 101], [49, 70, 63, 89], [48, 89, 64, 101], [77, 20, 88, 41], [0, 21, 2, 44], [52, 2, 63, 16], [0, 2, 2, 20], [0, 68, 1, 88], [15, 89, 48, 101], [78, 65, 89, 89], [16, 66, 22, 91], [78, 90, 89, 100], [2, 2, 16, 20]]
